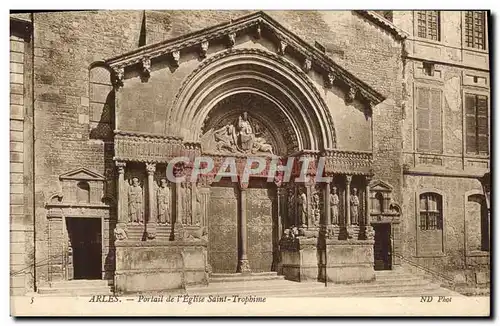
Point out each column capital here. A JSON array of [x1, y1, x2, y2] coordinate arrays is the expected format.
[[346, 175, 353, 184], [115, 161, 126, 174], [146, 162, 156, 175]]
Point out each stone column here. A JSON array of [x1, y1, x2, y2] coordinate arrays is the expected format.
[[345, 175, 352, 226], [237, 183, 251, 273], [324, 180, 331, 226], [175, 182, 182, 226], [146, 163, 156, 239], [345, 175, 352, 239], [114, 161, 128, 240], [359, 176, 373, 240], [365, 176, 372, 227]]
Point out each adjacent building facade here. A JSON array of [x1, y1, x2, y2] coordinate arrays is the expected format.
[[9, 10, 490, 295]]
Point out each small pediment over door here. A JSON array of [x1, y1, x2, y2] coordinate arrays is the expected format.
[[59, 167, 106, 181], [369, 179, 393, 193]]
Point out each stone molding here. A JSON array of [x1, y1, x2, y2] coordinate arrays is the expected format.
[[104, 11, 385, 105]]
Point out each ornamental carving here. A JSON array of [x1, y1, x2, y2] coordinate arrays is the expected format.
[[156, 178, 171, 224], [172, 51, 180, 66], [141, 57, 151, 77], [200, 40, 209, 58], [303, 58, 312, 72], [128, 177, 144, 224], [201, 112, 275, 156]]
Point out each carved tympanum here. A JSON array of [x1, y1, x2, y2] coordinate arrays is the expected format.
[[201, 112, 275, 155]]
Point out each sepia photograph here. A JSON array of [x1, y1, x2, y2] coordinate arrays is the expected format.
[[8, 8, 491, 317]]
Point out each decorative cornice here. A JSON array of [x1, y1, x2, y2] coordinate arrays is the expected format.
[[104, 11, 386, 105], [114, 129, 183, 141]]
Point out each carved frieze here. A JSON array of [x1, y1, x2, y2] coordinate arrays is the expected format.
[[323, 149, 373, 175], [114, 131, 184, 163]]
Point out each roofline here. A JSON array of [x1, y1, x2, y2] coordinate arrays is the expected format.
[[355, 10, 408, 41], [104, 10, 386, 104]]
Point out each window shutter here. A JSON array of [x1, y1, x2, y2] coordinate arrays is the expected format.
[[429, 89, 442, 152], [477, 95, 489, 153], [416, 87, 430, 151], [465, 94, 478, 154]]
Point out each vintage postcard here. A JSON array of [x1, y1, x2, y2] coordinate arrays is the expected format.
[[9, 9, 490, 317]]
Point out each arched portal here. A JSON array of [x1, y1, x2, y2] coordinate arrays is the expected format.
[[167, 49, 339, 273], [168, 48, 337, 152]]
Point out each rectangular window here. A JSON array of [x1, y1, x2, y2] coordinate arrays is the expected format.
[[465, 93, 489, 155], [417, 11, 440, 41], [419, 193, 443, 231], [465, 11, 486, 49], [416, 87, 442, 153]]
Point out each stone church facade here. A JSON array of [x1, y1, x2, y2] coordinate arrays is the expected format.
[[9, 10, 489, 295]]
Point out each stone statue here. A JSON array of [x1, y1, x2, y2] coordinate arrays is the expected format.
[[252, 136, 274, 155], [180, 183, 192, 225], [297, 188, 307, 227], [330, 186, 340, 225], [192, 184, 202, 226], [351, 187, 360, 225], [128, 177, 144, 224], [312, 192, 320, 226], [214, 124, 237, 152], [157, 178, 171, 224], [237, 112, 254, 151], [287, 187, 295, 227], [114, 226, 127, 240]]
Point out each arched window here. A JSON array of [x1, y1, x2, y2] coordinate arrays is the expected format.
[[467, 194, 489, 252], [419, 192, 443, 230], [89, 64, 114, 140], [77, 181, 90, 203]]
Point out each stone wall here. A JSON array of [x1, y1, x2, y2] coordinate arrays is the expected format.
[[393, 10, 490, 286], [10, 18, 34, 295], [18, 10, 405, 291]]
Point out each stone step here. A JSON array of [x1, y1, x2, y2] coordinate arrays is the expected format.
[[188, 282, 442, 297], [38, 286, 113, 296], [276, 286, 458, 298], [49, 279, 113, 288], [188, 278, 435, 295], [209, 273, 285, 283]]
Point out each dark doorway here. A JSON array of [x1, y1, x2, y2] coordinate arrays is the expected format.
[[67, 217, 102, 279], [373, 223, 392, 270]]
